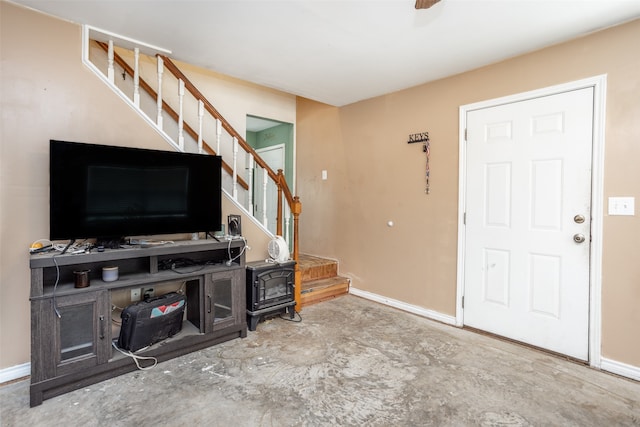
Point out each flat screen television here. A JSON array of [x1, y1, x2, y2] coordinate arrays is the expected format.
[[50, 140, 222, 242]]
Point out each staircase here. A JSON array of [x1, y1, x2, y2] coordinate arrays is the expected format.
[[83, 27, 349, 309], [299, 254, 350, 307]]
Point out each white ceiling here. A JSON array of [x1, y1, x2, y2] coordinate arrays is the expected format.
[[10, 0, 640, 106]]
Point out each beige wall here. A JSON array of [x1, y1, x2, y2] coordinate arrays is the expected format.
[[297, 20, 640, 367], [0, 2, 294, 369], [2, 0, 639, 374]]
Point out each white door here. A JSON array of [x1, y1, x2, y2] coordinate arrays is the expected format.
[[255, 144, 285, 235], [463, 88, 593, 360]]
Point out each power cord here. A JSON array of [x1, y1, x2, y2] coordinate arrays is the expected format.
[[111, 341, 158, 370], [279, 310, 302, 323], [226, 237, 248, 266], [52, 254, 62, 318], [60, 239, 76, 255], [50, 238, 91, 319], [29, 239, 53, 254]]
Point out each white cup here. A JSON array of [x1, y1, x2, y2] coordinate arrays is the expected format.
[[102, 266, 119, 282]]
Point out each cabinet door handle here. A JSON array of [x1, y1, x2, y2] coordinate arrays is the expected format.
[[99, 315, 105, 340], [207, 294, 212, 314]]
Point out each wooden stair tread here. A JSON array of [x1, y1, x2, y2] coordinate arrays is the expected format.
[[301, 275, 350, 291], [300, 276, 349, 307], [297, 254, 349, 307], [298, 253, 338, 282], [298, 253, 337, 265]]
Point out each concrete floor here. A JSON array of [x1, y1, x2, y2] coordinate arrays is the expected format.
[[1, 295, 639, 426]]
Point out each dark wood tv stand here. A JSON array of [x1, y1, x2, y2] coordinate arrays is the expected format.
[[29, 239, 247, 407]]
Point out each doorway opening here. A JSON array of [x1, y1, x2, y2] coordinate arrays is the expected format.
[[246, 115, 295, 240]]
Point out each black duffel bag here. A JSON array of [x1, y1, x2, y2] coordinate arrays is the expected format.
[[117, 292, 186, 352]]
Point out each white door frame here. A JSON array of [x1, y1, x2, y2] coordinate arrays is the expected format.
[[456, 75, 607, 368], [255, 143, 286, 233]]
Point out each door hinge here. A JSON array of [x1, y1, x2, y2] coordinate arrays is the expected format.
[[464, 128, 468, 141], [462, 296, 464, 309], [463, 212, 466, 225]]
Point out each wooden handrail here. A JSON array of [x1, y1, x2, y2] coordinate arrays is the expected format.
[[95, 41, 248, 190]]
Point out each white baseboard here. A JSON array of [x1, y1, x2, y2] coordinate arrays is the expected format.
[[600, 357, 640, 381], [0, 362, 30, 384], [349, 287, 457, 326]]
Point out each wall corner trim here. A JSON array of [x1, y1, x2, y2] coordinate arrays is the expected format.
[[349, 287, 457, 326]]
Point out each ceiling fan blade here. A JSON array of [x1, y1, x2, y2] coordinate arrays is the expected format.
[[415, 0, 441, 9]]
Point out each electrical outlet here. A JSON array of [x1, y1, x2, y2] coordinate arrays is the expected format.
[[130, 288, 141, 302], [143, 287, 155, 300]]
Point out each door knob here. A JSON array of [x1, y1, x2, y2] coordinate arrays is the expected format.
[[574, 214, 585, 224], [573, 234, 586, 243]]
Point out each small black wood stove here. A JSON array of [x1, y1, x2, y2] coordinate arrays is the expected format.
[[246, 260, 296, 331]]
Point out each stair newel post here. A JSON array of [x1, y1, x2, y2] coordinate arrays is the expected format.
[[276, 169, 284, 237], [292, 196, 302, 311], [177, 79, 185, 150], [107, 40, 115, 83], [133, 47, 140, 107], [292, 196, 301, 261], [232, 136, 239, 200], [197, 100, 204, 154], [262, 168, 269, 228], [156, 56, 164, 129], [216, 119, 222, 154], [248, 154, 254, 215]]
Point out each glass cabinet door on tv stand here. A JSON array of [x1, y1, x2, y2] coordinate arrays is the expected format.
[[204, 270, 244, 333], [31, 290, 111, 382]]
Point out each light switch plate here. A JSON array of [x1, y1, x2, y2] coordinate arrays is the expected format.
[[608, 197, 635, 216]]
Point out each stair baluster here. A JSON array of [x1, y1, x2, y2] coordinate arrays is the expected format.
[[133, 47, 140, 107], [107, 40, 115, 83], [216, 119, 222, 153], [197, 100, 204, 154], [177, 79, 186, 150], [156, 56, 164, 128], [248, 154, 255, 215], [232, 136, 239, 199], [262, 168, 269, 229]]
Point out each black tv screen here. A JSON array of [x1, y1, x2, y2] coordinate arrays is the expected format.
[[50, 140, 222, 241]]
